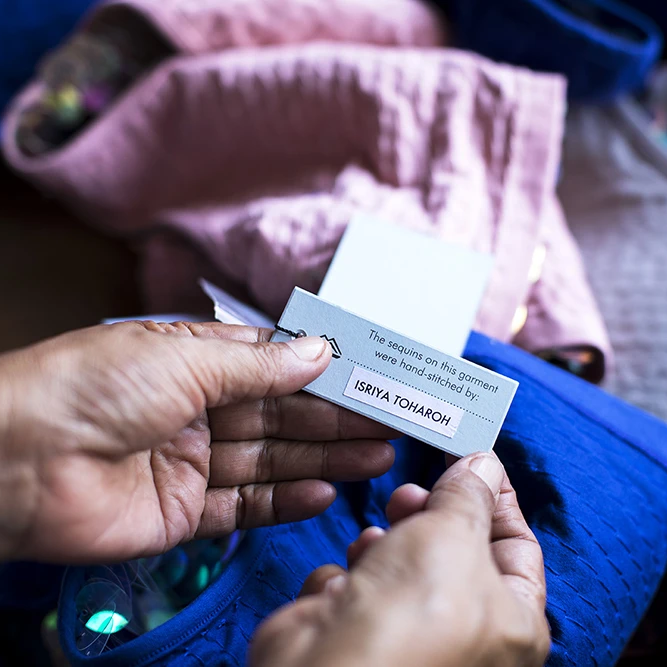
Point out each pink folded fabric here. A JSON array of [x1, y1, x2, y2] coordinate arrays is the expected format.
[[1, 0, 612, 376], [88, 0, 447, 53]]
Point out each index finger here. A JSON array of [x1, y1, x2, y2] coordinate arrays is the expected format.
[[149, 321, 273, 344], [209, 392, 401, 442]]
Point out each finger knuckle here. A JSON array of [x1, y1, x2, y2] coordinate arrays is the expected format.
[[236, 485, 253, 528], [497, 610, 551, 667], [392, 520, 445, 569], [250, 344, 285, 390], [236, 484, 275, 529], [443, 474, 494, 533], [136, 320, 163, 334], [336, 404, 351, 440], [200, 492, 236, 537], [159, 321, 202, 337], [183, 322, 205, 337], [262, 397, 282, 437], [320, 442, 330, 479], [256, 439, 279, 482]]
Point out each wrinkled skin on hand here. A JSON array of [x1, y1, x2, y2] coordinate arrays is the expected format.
[[0, 322, 396, 563], [251, 452, 550, 667]]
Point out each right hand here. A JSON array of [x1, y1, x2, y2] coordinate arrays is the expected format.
[[250, 452, 550, 667]]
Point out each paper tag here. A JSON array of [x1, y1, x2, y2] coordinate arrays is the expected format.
[[200, 279, 274, 328], [272, 288, 518, 457], [318, 215, 494, 357]]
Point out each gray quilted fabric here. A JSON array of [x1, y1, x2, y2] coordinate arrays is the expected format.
[[559, 100, 667, 422]]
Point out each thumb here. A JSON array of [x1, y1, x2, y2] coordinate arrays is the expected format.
[[65, 325, 332, 455], [187, 334, 333, 407], [425, 452, 505, 543]]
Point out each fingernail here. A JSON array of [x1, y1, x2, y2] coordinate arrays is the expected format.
[[469, 454, 504, 497], [286, 336, 327, 361], [324, 574, 348, 597], [361, 526, 386, 539]]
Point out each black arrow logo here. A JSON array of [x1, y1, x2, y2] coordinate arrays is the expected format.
[[320, 335, 342, 359]]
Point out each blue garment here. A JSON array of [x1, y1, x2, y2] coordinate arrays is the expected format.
[[0, 0, 97, 115], [0, 562, 66, 666], [437, 0, 663, 101], [50, 331, 667, 667], [0, 562, 65, 612], [632, 0, 667, 46]]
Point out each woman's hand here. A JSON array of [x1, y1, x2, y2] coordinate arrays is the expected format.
[[251, 452, 550, 667], [0, 322, 396, 563]]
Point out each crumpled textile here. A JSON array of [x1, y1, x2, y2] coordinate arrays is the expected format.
[[1, 0, 612, 376]]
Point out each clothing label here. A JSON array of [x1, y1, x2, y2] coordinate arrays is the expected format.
[[318, 215, 494, 357], [344, 366, 464, 438], [272, 288, 518, 457]]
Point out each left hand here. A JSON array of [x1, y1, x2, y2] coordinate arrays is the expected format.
[[0, 321, 396, 564]]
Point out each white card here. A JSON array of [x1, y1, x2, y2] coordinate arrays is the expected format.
[[200, 279, 273, 328], [102, 314, 206, 325], [318, 215, 493, 357]]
